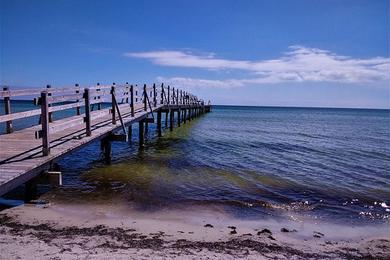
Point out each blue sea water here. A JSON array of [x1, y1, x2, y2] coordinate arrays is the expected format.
[[1, 102, 390, 224]]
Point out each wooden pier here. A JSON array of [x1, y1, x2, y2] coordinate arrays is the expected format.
[[0, 83, 211, 197]]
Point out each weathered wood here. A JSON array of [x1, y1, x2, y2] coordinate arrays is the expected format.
[[102, 137, 112, 164], [172, 87, 175, 105], [157, 110, 162, 137], [143, 84, 147, 111], [0, 83, 210, 197], [167, 85, 170, 105], [48, 171, 62, 187], [128, 125, 132, 143], [3, 87, 13, 133], [111, 84, 116, 124], [47, 85, 53, 123], [40, 91, 50, 156], [177, 109, 181, 127], [145, 119, 149, 134], [153, 83, 157, 107], [75, 84, 81, 115], [160, 83, 164, 105], [169, 109, 174, 131], [0, 107, 40, 123], [108, 134, 128, 142], [139, 120, 144, 147], [130, 85, 135, 117], [112, 90, 128, 137], [84, 88, 92, 136], [96, 85, 102, 110]]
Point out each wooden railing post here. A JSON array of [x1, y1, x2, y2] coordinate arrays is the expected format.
[[111, 83, 116, 124], [153, 83, 157, 107], [160, 83, 164, 104], [3, 87, 13, 133], [75, 84, 81, 115], [47, 85, 53, 122], [176, 89, 179, 105], [143, 84, 147, 111], [125, 82, 130, 103], [40, 91, 50, 156], [172, 87, 175, 105], [84, 88, 91, 136], [167, 85, 170, 105], [96, 83, 102, 110], [130, 85, 135, 117]]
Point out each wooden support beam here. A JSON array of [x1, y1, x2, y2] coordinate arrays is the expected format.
[[101, 138, 112, 164], [139, 120, 144, 147], [177, 109, 181, 127], [157, 110, 162, 137], [40, 91, 50, 156], [3, 87, 13, 133], [24, 179, 37, 202], [48, 171, 62, 187], [183, 108, 187, 123], [108, 134, 128, 142], [165, 111, 168, 127], [111, 84, 116, 124], [169, 109, 174, 131], [144, 117, 154, 123], [128, 125, 132, 143], [84, 88, 92, 136]]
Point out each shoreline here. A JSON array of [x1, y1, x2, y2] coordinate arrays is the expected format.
[[1, 202, 389, 259]]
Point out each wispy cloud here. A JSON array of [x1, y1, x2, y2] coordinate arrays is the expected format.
[[124, 46, 390, 88]]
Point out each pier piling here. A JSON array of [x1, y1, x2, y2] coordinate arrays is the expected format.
[[0, 83, 211, 196]]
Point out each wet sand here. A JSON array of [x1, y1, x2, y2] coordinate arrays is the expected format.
[[0, 201, 389, 259]]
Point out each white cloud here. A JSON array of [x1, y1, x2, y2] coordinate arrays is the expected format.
[[156, 76, 245, 89], [124, 46, 390, 87]]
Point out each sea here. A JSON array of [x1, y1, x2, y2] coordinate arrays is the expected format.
[[1, 102, 390, 225]]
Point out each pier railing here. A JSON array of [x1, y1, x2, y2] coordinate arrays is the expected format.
[[0, 83, 203, 155]]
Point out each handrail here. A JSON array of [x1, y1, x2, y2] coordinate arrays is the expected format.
[[0, 82, 208, 156]]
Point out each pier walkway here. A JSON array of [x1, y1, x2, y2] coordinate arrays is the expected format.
[[0, 83, 210, 196]]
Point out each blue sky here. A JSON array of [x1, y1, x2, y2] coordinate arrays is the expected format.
[[1, 0, 389, 108]]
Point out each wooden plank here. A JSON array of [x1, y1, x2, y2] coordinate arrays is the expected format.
[[0, 108, 40, 123]]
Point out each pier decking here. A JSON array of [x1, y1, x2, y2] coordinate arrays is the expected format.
[[0, 83, 210, 196]]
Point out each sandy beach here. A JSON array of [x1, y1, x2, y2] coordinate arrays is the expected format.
[[0, 200, 389, 259]]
